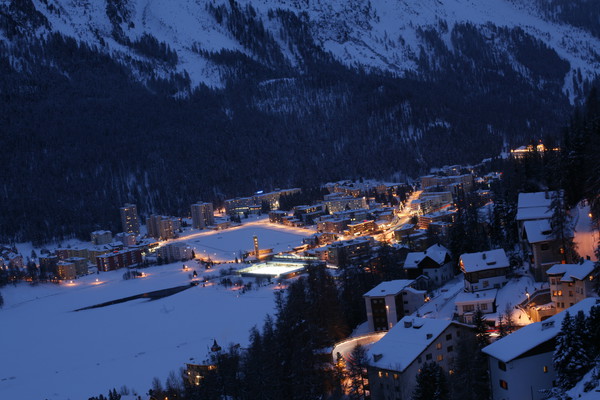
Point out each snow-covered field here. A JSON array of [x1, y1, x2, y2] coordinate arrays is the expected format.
[[0, 261, 278, 400], [173, 218, 314, 261]]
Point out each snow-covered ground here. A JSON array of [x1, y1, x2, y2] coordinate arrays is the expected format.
[[0, 261, 278, 400], [172, 217, 314, 262], [573, 203, 599, 261]]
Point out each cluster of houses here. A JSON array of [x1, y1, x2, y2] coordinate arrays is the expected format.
[[395, 166, 499, 249], [351, 187, 598, 400]]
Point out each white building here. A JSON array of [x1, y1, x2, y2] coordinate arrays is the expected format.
[[454, 289, 497, 324], [516, 192, 554, 236], [403, 244, 454, 287], [483, 298, 600, 400], [367, 317, 473, 400], [547, 260, 598, 313], [460, 249, 510, 292], [364, 280, 426, 332], [158, 242, 193, 262]]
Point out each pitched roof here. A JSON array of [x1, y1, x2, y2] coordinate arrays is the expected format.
[[516, 192, 554, 221], [364, 279, 416, 297], [523, 220, 554, 243], [483, 298, 600, 363], [367, 317, 454, 372], [404, 244, 449, 269], [546, 260, 596, 282], [455, 289, 498, 305], [460, 249, 509, 273]]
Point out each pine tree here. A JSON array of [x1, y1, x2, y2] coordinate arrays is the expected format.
[[0, 291, 4, 308], [413, 362, 449, 400], [473, 308, 490, 348], [450, 336, 490, 400], [496, 313, 507, 338], [347, 344, 368, 400], [550, 191, 577, 263], [586, 305, 600, 359], [504, 303, 515, 335], [554, 311, 593, 389]]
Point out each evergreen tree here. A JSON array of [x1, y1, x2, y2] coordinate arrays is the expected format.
[[554, 311, 593, 389], [413, 362, 449, 400], [450, 336, 489, 400], [347, 344, 368, 400], [504, 303, 515, 335], [550, 191, 577, 263], [473, 308, 490, 348], [496, 313, 507, 339], [586, 305, 600, 359], [0, 291, 3, 308]]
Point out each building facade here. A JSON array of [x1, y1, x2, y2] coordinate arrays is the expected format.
[[460, 249, 510, 292], [547, 260, 597, 313], [364, 280, 426, 332], [191, 202, 214, 229], [96, 248, 143, 271], [120, 203, 140, 235]]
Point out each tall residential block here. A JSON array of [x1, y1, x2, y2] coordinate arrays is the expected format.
[[191, 202, 214, 229], [120, 203, 140, 235]]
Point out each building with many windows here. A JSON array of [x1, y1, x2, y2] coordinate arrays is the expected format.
[[90, 230, 112, 245], [96, 248, 142, 271], [119, 203, 140, 235], [460, 249, 510, 292], [363, 280, 426, 332], [146, 215, 176, 240], [191, 202, 214, 229], [157, 242, 193, 263], [547, 259, 597, 313], [367, 317, 473, 400], [523, 219, 573, 281], [483, 298, 599, 400]]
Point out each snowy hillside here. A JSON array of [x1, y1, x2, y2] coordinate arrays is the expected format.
[[10, 0, 600, 93]]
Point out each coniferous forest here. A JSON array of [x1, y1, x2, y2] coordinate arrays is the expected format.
[[0, 0, 595, 246]]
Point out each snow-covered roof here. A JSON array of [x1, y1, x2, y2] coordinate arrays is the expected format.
[[518, 192, 554, 209], [455, 289, 498, 305], [483, 298, 600, 363], [460, 249, 509, 273], [523, 220, 554, 243], [546, 260, 596, 282], [516, 192, 554, 221], [367, 317, 454, 372], [404, 244, 450, 269], [364, 279, 416, 297]]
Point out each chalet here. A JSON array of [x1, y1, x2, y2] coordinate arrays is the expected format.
[[403, 244, 454, 287], [364, 280, 426, 332], [483, 298, 600, 400], [516, 191, 554, 237], [367, 317, 473, 400], [454, 289, 498, 324], [460, 249, 509, 292], [547, 260, 598, 313], [523, 219, 573, 281]]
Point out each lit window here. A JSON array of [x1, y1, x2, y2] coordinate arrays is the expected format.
[[436, 343, 442, 350], [543, 366, 548, 373], [437, 354, 443, 361], [500, 380, 508, 390], [378, 371, 383, 378]]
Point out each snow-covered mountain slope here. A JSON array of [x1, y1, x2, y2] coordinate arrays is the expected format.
[[5, 0, 600, 95]]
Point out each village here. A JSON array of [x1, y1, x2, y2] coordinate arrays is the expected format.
[[0, 148, 599, 400]]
